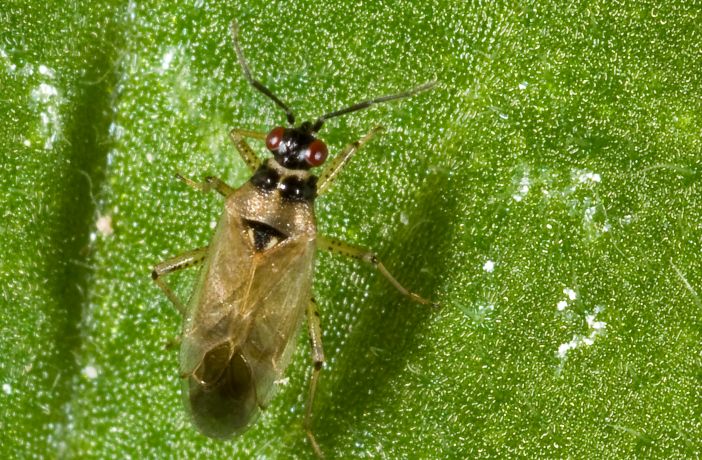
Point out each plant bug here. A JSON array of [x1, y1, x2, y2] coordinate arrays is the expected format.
[[151, 20, 437, 457]]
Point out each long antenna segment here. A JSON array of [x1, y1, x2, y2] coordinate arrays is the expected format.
[[231, 21, 296, 125], [312, 80, 436, 132]]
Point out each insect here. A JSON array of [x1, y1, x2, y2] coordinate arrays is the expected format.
[[151, 20, 437, 457]]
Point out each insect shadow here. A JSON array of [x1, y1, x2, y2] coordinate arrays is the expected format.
[[309, 164, 458, 452]]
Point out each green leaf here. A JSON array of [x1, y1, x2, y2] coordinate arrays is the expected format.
[[2, 1, 700, 458]]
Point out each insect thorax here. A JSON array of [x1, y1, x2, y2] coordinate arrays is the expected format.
[[249, 158, 317, 203], [229, 158, 317, 248]]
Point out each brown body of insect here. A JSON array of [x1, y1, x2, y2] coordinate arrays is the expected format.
[[152, 20, 437, 457]]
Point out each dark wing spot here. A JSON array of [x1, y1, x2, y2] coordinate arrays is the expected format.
[[189, 348, 258, 438], [243, 219, 288, 252], [193, 342, 232, 387]]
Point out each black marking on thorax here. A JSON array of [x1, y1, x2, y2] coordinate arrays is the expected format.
[[243, 219, 288, 252], [249, 163, 317, 203]]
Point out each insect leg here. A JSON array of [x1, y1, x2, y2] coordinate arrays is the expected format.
[[229, 128, 266, 173], [304, 298, 325, 458], [175, 173, 235, 197], [316, 125, 384, 196], [317, 236, 438, 308], [151, 246, 208, 316]]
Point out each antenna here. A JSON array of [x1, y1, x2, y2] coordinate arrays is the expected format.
[[231, 21, 296, 125], [312, 80, 436, 132]]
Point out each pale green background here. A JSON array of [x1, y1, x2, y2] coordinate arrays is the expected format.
[[1, 1, 700, 458]]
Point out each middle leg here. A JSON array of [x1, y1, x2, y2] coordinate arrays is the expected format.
[[318, 235, 438, 307], [152, 246, 209, 316]]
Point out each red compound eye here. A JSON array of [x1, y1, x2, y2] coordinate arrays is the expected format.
[[305, 139, 328, 167], [266, 126, 285, 151]]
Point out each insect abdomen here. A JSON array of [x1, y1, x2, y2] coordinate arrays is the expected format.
[[185, 346, 259, 439]]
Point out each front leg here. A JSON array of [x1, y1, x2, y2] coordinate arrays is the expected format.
[[175, 173, 235, 197], [316, 126, 383, 196], [229, 128, 266, 173]]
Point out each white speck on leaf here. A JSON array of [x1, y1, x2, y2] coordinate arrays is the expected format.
[[82, 365, 98, 380], [160, 48, 175, 72], [30, 77, 62, 150], [578, 171, 602, 184], [557, 305, 606, 359], [96, 215, 113, 237]]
